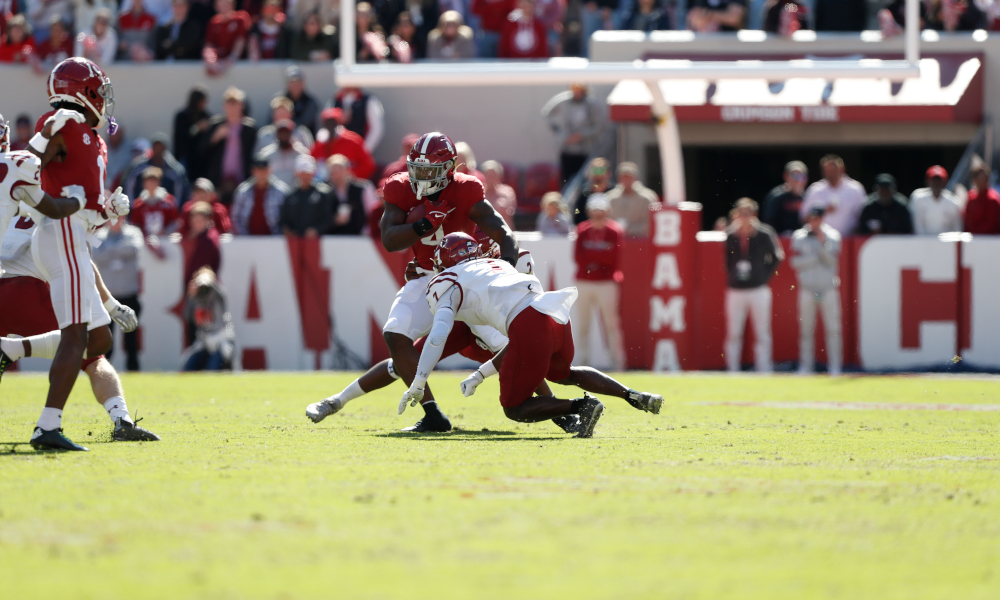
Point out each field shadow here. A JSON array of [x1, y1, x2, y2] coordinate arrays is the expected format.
[[0, 439, 111, 456], [375, 430, 568, 442]]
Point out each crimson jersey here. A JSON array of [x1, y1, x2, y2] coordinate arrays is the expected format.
[[383, 171, 485, 271], [35, 111, 107, 212], [131, 193, 180, 236]]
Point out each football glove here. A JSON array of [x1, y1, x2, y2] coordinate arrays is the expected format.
[[460, 370, 485, 397], [103, 186, 130, 220], [104, 298, 138, 333], [399, 384, 425, 415], [44, 109, 87, 136], [423, 200, 455, 229]]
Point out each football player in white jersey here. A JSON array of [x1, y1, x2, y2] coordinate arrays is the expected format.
[[305, 230, 582, 433], [0, 215, 160, 448], [400, 233, 663, 438], [0, 111, 89, 265]]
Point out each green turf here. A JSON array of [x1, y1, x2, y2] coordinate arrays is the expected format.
[[1, 372, 999, 599]]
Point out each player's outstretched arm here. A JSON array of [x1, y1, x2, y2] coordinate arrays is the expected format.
[[400, 289, 457, 414], [380, 201, 424, 252], [470, 200, 519, 267], [13, 184, 83, 220]]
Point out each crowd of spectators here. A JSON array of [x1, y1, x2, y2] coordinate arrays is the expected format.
[[9, 0, 1000, 71]]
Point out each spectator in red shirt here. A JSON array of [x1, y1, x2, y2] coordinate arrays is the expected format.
[[965, 164, 1000, 234], [472, 0, 515, 57], [0, 14, 36, 63], [118, 0, 157, 61], [203, 0, 250, 75], [498, 0, 548, 59], [9, 114, 33, 151], [181, 178, 233, 235], [573, 193, 626, 370], [131, 167, 182, 237], [310, 107, 375, 181], [32, 15, 71, 69], [381, 132, 419, 180], [182, 201, 223, 290]]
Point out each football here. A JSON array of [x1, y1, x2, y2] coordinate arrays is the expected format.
[[405, 203, 427, 224]]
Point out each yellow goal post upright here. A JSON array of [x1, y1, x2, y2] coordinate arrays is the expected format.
[[334, 0, 922, 206]]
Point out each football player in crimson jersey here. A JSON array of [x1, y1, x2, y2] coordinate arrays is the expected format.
[[306, 229, 583, 434], [307, 132, 518, 432], [399, 233, 664, 438], [0, 57, 151, 451]]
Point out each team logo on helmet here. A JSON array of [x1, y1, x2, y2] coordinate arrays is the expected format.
[[434, 232, 480, 271]]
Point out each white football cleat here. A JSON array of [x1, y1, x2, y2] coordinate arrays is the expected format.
[[306, 396, 344, 423]]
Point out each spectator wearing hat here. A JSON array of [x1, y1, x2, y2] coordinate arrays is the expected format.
[[857, 173, 913, 235], [382, 133, 420, 179], [791, 206, 842, 376], [124, 132, 191, 205], [155, 0, 206, 60], [965, 164, 1000, 234], [130, 166, 182, 238], [331, 87, 385, 154], [543, 84, 607, 187], [909, 166, 963, 235], [427, 10, 476, 59], [536, 191, 572, 236], [231, 154, 291, 235], [482, 160, 517, 229], [258, 119, 310, 188], [254, 96, 314, 154], [279, 154, 332, 238], [724, 198, 783, 373], [284, 65, 320, 135], [572, 157, 612, 226], [762, 160, 808, 235], [92, 218, 144, 371], [327, 154, 375, 235], [310, 107, 376, 181], [181, 178, 232, 235], [800, 154, 866, 237], [203, 86, 258, 204], [573, 193, 626, 371], [606, 161, 658, 238]]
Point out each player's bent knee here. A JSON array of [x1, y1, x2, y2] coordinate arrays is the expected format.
[[88, 326, 113, 356]]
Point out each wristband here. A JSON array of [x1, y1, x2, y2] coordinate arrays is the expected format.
[[103, 298, 120, 312], [28, 132, 49, 154], [478, 360, 498, 379], [412, 218, 434, 236]]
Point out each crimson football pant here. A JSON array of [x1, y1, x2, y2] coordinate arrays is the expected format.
[[499, 308, 574, 408]]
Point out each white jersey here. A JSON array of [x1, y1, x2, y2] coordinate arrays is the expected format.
[[0, 151, 43, 273], [0, 216, 44, 280], [466, 249, 537, 351], [426, 257, 575, 337]]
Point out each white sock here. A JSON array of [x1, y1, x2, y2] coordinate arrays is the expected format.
[[37, 407, 63, 430], [3, 331, 61, 360], [104, 397, 131, 424], [1, 337, 27, 361], [337, 379, 365, 406]]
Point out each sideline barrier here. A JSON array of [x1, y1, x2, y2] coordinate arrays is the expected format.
[[125, 221, 998, 372]]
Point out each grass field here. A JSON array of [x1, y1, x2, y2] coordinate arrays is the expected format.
[[1, 371, 999, 600]]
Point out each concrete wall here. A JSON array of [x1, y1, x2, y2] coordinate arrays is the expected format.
[[0, 61, 612, 167]]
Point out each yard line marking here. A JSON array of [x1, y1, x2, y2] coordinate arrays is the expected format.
[[703, 401, 1000, 412]]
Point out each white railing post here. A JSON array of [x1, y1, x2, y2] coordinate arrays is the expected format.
[[905, 0, 920, 65], [340, 0, 356, 69]]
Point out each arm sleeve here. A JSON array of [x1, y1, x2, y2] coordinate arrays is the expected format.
[[364, 97, 385, 153], [413, 287, 457, 387], [11, 183, 45, 207]]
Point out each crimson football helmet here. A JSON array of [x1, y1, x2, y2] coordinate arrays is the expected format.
[[47, 57, 115, 132], [407, 132, 456, 199], [434, 232, 480, 270], [0, 112, 9, 153], [473, 227, 500, 259]]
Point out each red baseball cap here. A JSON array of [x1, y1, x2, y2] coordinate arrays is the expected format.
[[320, 107, 343, 123], [926, 165, 948, 179]]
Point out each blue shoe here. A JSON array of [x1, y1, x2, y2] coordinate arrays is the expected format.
[[29, 427, 88, 451]]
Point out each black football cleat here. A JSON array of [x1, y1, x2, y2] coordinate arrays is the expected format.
[[29, 427, 89, 451], [552, 414, 581, 434], [574, 393, 605, 439], [113, 418, 161, 442], [0, 348, 11, 384], [401, 410, 453, 433], [626, 389, 663, 415]]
